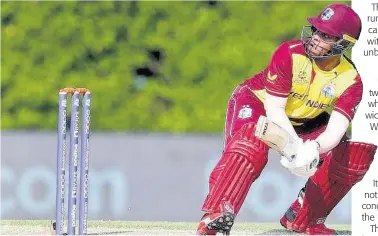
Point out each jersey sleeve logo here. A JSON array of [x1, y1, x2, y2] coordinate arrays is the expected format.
[[267, 71, 278, 81]]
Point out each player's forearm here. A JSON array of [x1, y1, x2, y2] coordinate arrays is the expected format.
[[315, 111, 350, 154], [265, 94, 301, 141]]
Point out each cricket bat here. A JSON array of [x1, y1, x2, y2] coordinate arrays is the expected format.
[[254, 115, 299, 161]]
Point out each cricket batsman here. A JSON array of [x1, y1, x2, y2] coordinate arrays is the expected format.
[[196, 3, 377, 235]]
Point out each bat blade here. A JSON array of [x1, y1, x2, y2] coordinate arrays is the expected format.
[[255, 115, 298, 161]]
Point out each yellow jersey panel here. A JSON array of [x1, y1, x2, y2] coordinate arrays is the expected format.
[[249, 40, 359, 125]]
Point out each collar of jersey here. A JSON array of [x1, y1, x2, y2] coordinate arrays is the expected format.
[[312, 56, 347, 76]]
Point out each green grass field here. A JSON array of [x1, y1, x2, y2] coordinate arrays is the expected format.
[[1, 220, 352, 235]]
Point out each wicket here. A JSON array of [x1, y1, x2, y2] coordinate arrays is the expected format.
[[54, 88, 91, 235]]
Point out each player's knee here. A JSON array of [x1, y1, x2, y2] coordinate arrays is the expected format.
[[225, 122, 269, 171], [323, 141, 377, 185], [226, 122, 269, 155]]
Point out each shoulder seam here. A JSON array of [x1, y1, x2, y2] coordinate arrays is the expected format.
[[343, 55, 358, 72]]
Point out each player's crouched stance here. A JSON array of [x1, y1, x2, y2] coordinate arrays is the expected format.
[[196, 3, 377, 235]]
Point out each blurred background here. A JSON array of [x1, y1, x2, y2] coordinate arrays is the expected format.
[[1, 0, 352, 224]]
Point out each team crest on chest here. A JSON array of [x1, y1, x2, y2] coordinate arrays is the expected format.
[[238, 105, 253, 119], [321, 84, 336, 98]]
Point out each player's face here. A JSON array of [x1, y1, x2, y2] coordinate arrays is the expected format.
[[307, 27, 339, 57]]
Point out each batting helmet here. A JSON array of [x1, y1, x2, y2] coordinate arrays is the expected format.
[[301, 4, 362, 58]]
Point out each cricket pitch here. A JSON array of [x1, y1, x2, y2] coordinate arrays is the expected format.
[[0, 220, 352, 235]]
